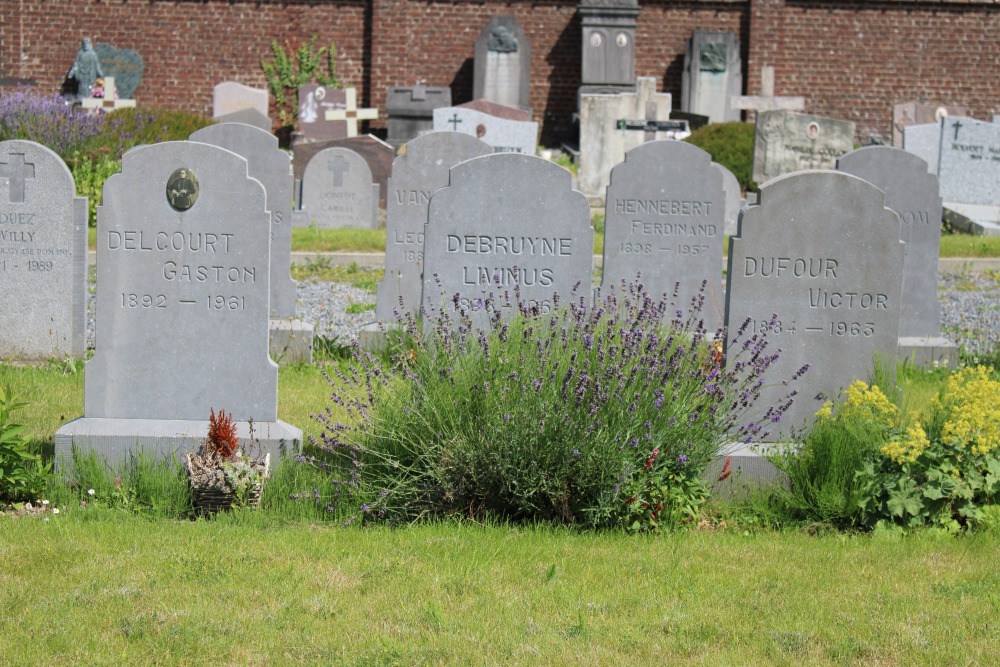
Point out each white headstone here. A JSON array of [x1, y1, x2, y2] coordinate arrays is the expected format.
[[213, 82, 269, 119], [301, 147, 379, 229], [432, 100, 538, 156]]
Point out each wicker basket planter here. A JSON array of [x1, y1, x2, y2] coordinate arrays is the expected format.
[[186, 452, 270, 515]]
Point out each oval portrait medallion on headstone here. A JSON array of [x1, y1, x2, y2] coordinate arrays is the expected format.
[[616, 33, 629, 48], [590, 33, 602, 48], [166, 167, 199, 211], [476, 124, 487, 139], [934, 106, 948, 122], [316, 86, 326, 101], [807, 122, 820, 140]]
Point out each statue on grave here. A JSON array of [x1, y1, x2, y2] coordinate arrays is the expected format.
[[67, 39, 103, 98], [488, 26, 519, 53]]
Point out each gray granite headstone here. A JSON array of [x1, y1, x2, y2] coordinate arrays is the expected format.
[[296, 83, 347, 143], [902, 122, 942, 174], [725, 171, 904, 440], [292, 134, 394, 212], [385, 85, 452, 149], [0, 140, 87, 359], [474, 16, 531, 111], [301, 147, 379, 229], [189, 123, 297, 320], [93, 43, 143, 99], [56, 141, 301, 468], [213, 107, 272, 132], [601, 141, 724, 332], [375, 132, 491, 322], [838, 147, 943, 337], [713, 163, 742, 237], [752, 110, 855, 185], [681, 31, 742, 124], [433, 100, 538, 155], [938, 116, 1000, 207], [422, 154, 593, 332], [892, 101, 968, 148], [213, 82, 269, 119]]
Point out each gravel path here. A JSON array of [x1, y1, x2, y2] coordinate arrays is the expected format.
[[86, 269, 998, 355]]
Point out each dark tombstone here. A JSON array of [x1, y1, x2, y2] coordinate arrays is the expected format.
[[93, 43, 143, 99], [295, 83, 348, 143], [474, 16, 531, 111], [578, 0, 639, 99], [385, 85, 452, 149]]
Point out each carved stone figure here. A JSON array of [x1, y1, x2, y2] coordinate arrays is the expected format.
[[488, 26, 519, 53], [67, 39, 103, 98]]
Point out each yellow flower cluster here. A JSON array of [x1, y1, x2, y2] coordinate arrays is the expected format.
[[941, 366, 1000, 456], [881, 423, 930, 464], [816, 381, 898, 427]]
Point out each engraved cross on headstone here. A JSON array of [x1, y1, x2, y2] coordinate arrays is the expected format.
[[328, 155, 350, 187], [951, 119, 963, 141], [324, 87, 379, 138], [0, 153, 36, 203], [447, 113, 463, 131]]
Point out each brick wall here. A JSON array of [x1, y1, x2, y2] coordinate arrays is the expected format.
[[2, 1, 997, 144]]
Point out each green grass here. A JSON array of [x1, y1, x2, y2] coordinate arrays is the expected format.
[[0, 518, 997, 664], [939, 234, 1000, 258]]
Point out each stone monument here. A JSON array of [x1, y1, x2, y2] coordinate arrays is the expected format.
[[681, 31, 742, 124], [385, 84, 452, 149], [752, 110, 855, 185], [474, 16, 531, 111], [578, 0, 639, 99]]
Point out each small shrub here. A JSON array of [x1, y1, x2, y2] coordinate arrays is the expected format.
[[304, 279, 800, 528], [683, 121, 756, 191], [857, 365, 1000, 531], [0, 385, 50, 502]]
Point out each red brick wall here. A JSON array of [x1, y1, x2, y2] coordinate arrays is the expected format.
[[2, 1, 997, 144]]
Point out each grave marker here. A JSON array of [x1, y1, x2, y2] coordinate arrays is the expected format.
[[324, 88, 378, 138], [386, 84, 452, 148], [300, 147, 379, 229], [601, 141, 724, 332], [902, 122, 942, 174], [432, 99, 538, 155], [0, 140, 87, 360], [579, 0, 639, 97], [296, 83, 347, 143], [422, 154, 592, 332], [892, 101, 968, 148], [213, 82, 268, 119], [682, 31, 742, 124], [938, 116, 1000, 207], [752, 110, 855, 184], [725, 171, 904, 439], [81, 77, 136, 113], [474, 16, 531, 110], [56, 141, 301, 467], [731, 65, 805, 116], [375, 132, 491, 322]]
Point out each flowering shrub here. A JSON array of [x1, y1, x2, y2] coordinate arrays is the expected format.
[[0, 90, 103, 155], [857, 366, 1000, 531], [305, 278, 800, 528]]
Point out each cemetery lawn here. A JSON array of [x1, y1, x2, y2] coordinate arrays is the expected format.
[[0, 518, 997, 665]]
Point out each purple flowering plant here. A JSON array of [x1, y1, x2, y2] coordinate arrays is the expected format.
[[305, 275, 802, 528]]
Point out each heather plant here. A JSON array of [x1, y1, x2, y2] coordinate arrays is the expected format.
[[857, 365, 1000, 531], [305, 278, 801, 528]]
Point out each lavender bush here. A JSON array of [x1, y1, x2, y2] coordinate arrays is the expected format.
[[306, 277, 803, 528], [0, 90, 103, 155]]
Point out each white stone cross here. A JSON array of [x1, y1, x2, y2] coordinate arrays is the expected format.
[[730, 66, 805, 115], [81, 77, 137, 113], [324, 88, 378, 137]]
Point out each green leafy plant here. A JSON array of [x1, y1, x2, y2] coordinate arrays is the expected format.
[[857, 365, 1000, 532], [683, 121, 756, 191], [68, 151, 120, 227], [261, 36, 340, 126], [622, 447, 710, 532], [0, 385, 50, 501]]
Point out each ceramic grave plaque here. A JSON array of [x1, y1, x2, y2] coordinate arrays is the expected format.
[[297, 83, 347, 143], [213, 82, 268, 119], [752, 110, 855, 185], [601, 141, 724, 331], [0, 140, 87, 359], [725, 171, 904, 440], [190, 123, 297, 319], [375, 132, 491, 322], [422, 154, 592, 331], [301, 147, 379, 228], [938, 117, 1000, 207]]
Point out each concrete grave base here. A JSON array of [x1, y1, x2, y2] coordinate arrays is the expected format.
[[705, 442, 789, 500], [898, 336, 960, 370], [269, 319, 314, 365], [54, 418, 302, 474], [943, 203, 1000, 236]]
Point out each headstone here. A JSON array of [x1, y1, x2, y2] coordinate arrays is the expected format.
[[300, 147, 379, 229], [670, 110, 710, 132], [432, 100, 538, 155], [422, 154, 593, 332], [375, 132, 492, 323], [292, 134, 394, 211], [296, 83, 347, 143], [474, 16, 531, 111], [902, 122, 942, 174], [189, 123, 298, 319], [838, 146, 957, 368], [752, 110, 855, 185], [92, 43, 143, 99], [725, 171, 904, 440], [55, 141, 301, 468], [213, 82, 269, 119], [892, 101, 968, 148], [323, 87, 378, 138], [80, 77, 136, 113], [385, 85, 452, 149], [681, 31, 742, 124], [713, 163, 742, 237], [731, 65, 805, 117], [578, 0, 639, 97], [213, 107, 272, 132], [578, 77, 673, 199], [937, 116, 1000, 207], [601, 141, 725, 332], [0, 140, 87, 359]]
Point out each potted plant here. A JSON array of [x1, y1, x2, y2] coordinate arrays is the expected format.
[[185, 408, 270, 514]]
